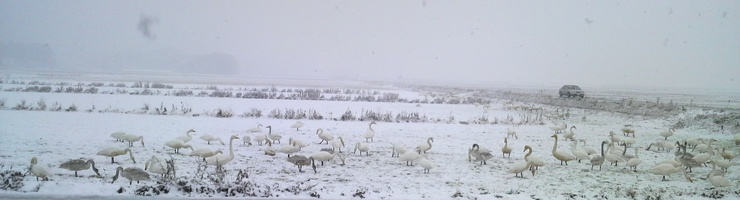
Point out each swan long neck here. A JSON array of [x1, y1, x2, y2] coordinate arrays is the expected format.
[[525, 147, 532, 158], [310, 157, 317, 173], [552, 136, 558, 153], [369, 122, 375, 131], [600, 142, 606, 157], [127, 149, 136, 163], [229, 137, 235, 156], [111, 167, 122, 183]]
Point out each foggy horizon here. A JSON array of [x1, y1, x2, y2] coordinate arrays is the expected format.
[[1, 1, 739, 91]]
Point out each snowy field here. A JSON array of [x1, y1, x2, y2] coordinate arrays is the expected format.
[[0, 73, 739, 199]]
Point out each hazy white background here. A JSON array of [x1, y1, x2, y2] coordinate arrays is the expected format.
[[1, 1, 738, 90]]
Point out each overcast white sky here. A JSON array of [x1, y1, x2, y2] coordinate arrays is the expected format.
[[1, 1, 738, 90]]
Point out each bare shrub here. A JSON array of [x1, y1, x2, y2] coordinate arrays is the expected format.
[[13, 99, 28, 110], [36, 98, 46, 111], [66, 104, 77, 112], [215, 109, 234, 118]]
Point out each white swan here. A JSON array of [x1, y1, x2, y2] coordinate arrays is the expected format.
[[121, 134, 145, 147], [720, 147, 735, 161], [316, 128, 334, 144], [626, 147, 642, 172], [415, 137, 434, 154], [241, 136, 252, 146], [391, 143, 407, 157], [605, 145, 625, 166], [550, 134, 576, 165], [506, 128, 518, 139], [287, 155, 316, 173], [659, 128, 675, 140], [502, 138, 512, 158], [563, 126, 576, 141], [621, 126, 635, 137], [165, 139, 194, 154], [111, 166, 150, 185], [289, 137, 309, 148], [291, 121, 304, 131], [622, 138, 636, 148], [692, 152, 711, 167], [694, 139, 715, 153], [649, 163, 689, 182], [570, 139, 590, 163], [205, 135, 239, 171], [549, 123, 567, 134], [418, 157, 434, 173], [190, 148, 223, 161], [253, 134, 267, 146], [508, 160, 533, 178], [590, 141, 607, 170], [59, 158, 101, 177], [30, 157, 50, 181], [144, 156, 171, 178], [200, 134, 224, 145], [97, 147, 136, 164], [263, 139, 276, 156], [354, 142, 370, 156], [608, 131, 621, 144], [399, 149, 421, 166], [266, 126, 282, 144], [470, 144, 493, 165], [176, 129, 196, 143], [329, 137, 345, 152], [363, 121, 377, 142], [524, 145, 545, 170], [311, 151, 344, 166], [247, 124, 263, 133], [277, 142, 302, 158], [579, 139, 597, 155], [110, 131, 127, 142]]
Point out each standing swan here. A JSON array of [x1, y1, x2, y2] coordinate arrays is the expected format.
[[391, 143, 407, 157], [59, 158, 101, 177], [110, 131, 127, 142], [200, 134, 224, 145], [508, 160, 533, 178], [550, 134, 576, 165], [165, 139, 194, 154], [111, 166, 150, 185], [176, 129, 196, 143], [316, 128, 334, 144], [418, 157, 435, 173], [502, 138, 512, 158], [571, 139, 590, 163], [563, 126, 576, 141], [205, 135, 239, 171], [247, 124, 263, 133], [649, 163, 691, 182], [659, 128, 675, 140], [329, 137, 345, 152], [97, 147, 136, 164], [470, 144, 494, 165], [287, 155, 317, 173], [354, 142, 370, 156], [399, 149, 421, 166], [121, 134, 145, 147], [30, 157, 50, 181], [626, 147, 642, 172], [590, 141, 607, 170], [363, 121, 377, 142], [291, 121, 304, 131], [190, 148, 223, 161], [415, 137, 434, 154], [266, 126, 282, 144], [524, 145, 545, 170]]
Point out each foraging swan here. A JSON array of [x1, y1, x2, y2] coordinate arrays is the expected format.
[[266, 126, 282, 144], [508, 160, 533, 178], [205, 135, 239, 171], [590, 141, 607, 170], [329, 137, 345, 152], [524, 145, 545, 170], [176, 129, 196, 143], [694, 139, 715, 153], [263, 139, 276, 156], [605, 145, 625, 166], [720, 147, 735, 161], [391, 143, 407, 157], [579, 139, 597, 155], [627, 147, 642, 172], [241, 136, 252, 146], [563, 126, 576, 141], [659, 128, 675, 140], [111, 166, 150, 185], [506, 128, 518, 139], [164, 139, 194, 154], [621, 127, 635, 137], [291, 121, 304, 131], [121, 134, 145, 147], [247, 124, 263, 133], [502, 138, 512, 158], [399, 149, 421, 166], [30, 157, 50, 181], [200, 134, 224, 145], [571, 140, 590, 163], [277, 142, 302, 158], [316, 128, 334, 144], [677, 145, 702, 172], [649, 163, 688, 181], [692, 152, 711, 167], [97, 147, 136, 164], [549, 123, 567, 134], [470, 144, 493, 165], [363, 121, 377, 142], [608, 131, 621, 144], [253, 134, 267, 146], [144, 156, 171, 178], [289, 138, 309, 148], [59, 158, 101, 177], [550, 134, 576, 165], [415, 137, 434, 154], [311, 151, 343, 166], [190, 148, 223, 161], [418, 157, 434, 173], [354, 142, 370, 156], [110, 131, 127, 142], [287, 155, 317, 173]]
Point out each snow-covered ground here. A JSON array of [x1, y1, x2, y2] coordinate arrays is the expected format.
[[0, 73, 738, 199]]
